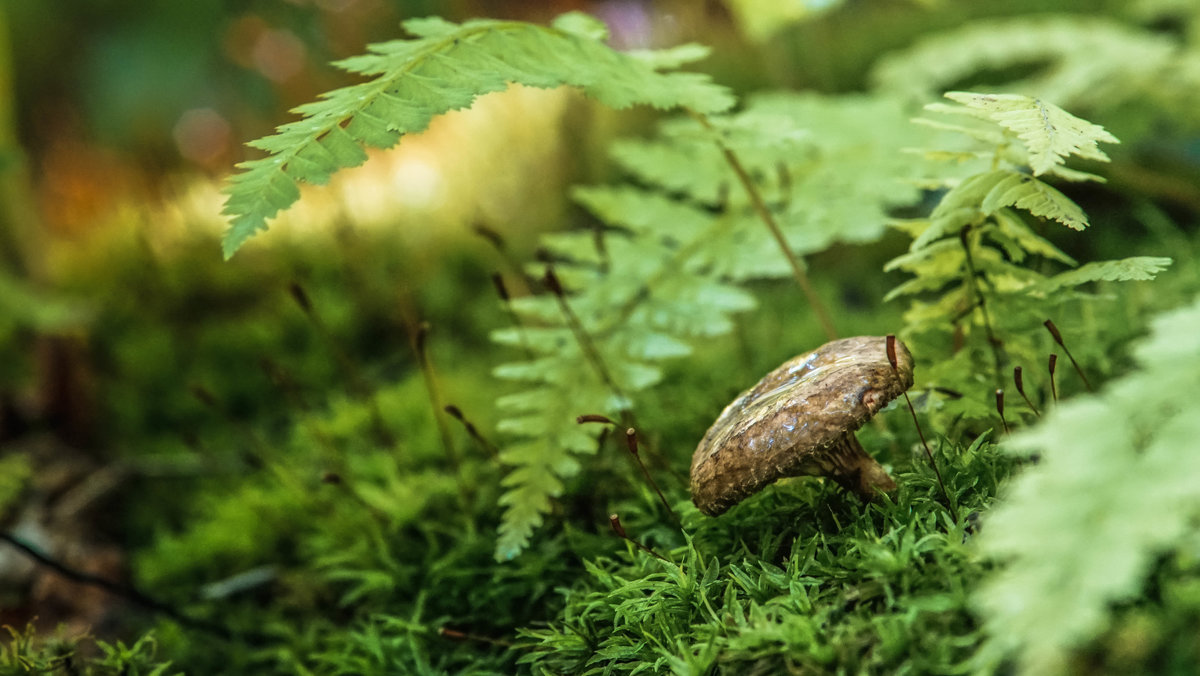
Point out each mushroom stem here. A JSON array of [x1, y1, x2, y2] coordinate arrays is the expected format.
[[817, 433, 897, 501]]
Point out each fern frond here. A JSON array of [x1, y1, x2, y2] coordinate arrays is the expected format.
[[974, 293, 1200, 674], [907, 172, 1000, 251], [1035, 256, 1173, 292], [871, 16, 1179, 109], [611, 93, 934, 262], [221, 12, 734, 258], [491, 187, 754, 560], [494, 383, 610, 561], [884, 92, 1163, 424], [941, 92, 1119, 177]]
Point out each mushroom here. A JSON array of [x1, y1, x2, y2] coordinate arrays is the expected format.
[[690, 335, 914, 516]]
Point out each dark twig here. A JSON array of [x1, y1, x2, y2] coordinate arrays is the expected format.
[[688, 110, 837, 341], [544, 267, 631, 419], [289, 281, 394, 446], [491, 273, 534, 360], [473, 224, 538, 289], [438, 626, 514, 647], [257, 359, 345, 466], [0, 531, 237, 640], [190, 385, 269, 469], [1013, 366, 1040, 417], [609, 514, 668, 561], [1044, 320, 1092, 392], [887, 335, 959, 523], [1048, 353, 1059, 403], [409, 322, 470, 508], [995, 389, 1011, 434], [959, 228, 1004, 387], [576, 414, 616, 425], [288, 282, 367, 398], [578, 416, 682, 518], [444, 404, 499, 459], [625, 428, 680, 526]]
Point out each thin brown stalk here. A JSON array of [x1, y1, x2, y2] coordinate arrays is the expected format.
[[410, 322, 470, 509], [625, 428, 680, 526], [609, 514, 668, 562], [1013, 366, 1040, 417], [1048, 353, 1059, 403], [887, 335, 959, 523], [1044, 319, 1093, 392], [543, 267, 632, 416], [996, 389, 1011, 434], [688, 110, 837, 341]]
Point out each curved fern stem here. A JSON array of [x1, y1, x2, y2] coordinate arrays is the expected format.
[[688, 110, 838, 341]]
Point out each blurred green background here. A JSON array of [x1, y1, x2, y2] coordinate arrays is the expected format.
[[1, 0, 1198, 672]]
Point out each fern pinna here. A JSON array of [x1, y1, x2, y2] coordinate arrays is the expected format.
[[886, 92, 1170, 425], [219, 12, 733, 259]]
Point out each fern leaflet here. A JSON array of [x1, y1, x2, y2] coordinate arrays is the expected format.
[[220, 12, 734, 258], [870, 16, 1182, 111], [1036, 257, 1174, 292], [938, 92, 1119, 177]]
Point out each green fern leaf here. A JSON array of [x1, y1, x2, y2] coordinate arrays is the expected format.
[[494, 388, 609, 562], [974, 293, 1200, 674], [978, 170, 1090, 230], [1036, 256, 1173, 292], [882, 239, 963, 302], [990, 210, 1076, 266], [908, 171, 1002, 251], [610, 93, 933, 267], [908, 169, 1092, 255], [871, 16, 1179, 110], [491, 186, 754, 560], [221, 13, 734, 258], [941, 92, 1119, 176], [885, 92, 1143, 424]]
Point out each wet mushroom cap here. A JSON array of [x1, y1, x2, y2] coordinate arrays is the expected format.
[[690, 336, 914, 516]]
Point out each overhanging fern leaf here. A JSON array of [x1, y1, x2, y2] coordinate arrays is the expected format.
[[940, 92, 1119, 176], [220, 12, 734, 258], [974, 293, 1200, 674]]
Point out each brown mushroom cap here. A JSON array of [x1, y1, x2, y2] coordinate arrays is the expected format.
[[690, 335, 915, 516]]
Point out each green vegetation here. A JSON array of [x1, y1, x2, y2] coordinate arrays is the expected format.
[[4, 3, 1200, 674]]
